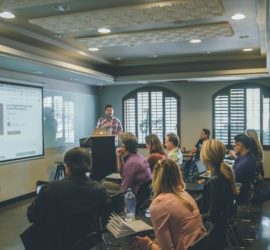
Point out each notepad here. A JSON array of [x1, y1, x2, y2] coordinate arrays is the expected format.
[[106, 213, 153, 238], [105, 173, 121, 180]]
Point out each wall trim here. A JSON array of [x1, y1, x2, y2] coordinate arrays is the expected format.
[[0, 192, 35, 208]]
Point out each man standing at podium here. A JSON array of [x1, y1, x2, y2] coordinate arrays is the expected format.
[[96, 104, 123, 145]]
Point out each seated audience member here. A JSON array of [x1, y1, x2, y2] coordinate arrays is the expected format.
[[200, 139, 238, 250], [165, 133, 183, 166], [116, 132, 151, 194], [245, 129, 264, 177], [191, 128, 210, 160], [135, 159, 205, 250], [232, 133, 257, 204], [145, 134, 167, 172], [21, 147, 110, 250]]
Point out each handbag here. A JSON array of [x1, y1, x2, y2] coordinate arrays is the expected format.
[[251, 177, 270, 204]]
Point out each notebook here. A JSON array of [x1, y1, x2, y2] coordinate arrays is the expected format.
[[106, 213, 153, 238]]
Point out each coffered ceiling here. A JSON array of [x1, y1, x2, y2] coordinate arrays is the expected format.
[[0, 0, 269, 85]]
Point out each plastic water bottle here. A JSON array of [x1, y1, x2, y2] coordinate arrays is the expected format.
[[124, 188, 136, 222]]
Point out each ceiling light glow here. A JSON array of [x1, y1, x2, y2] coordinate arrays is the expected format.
[[242, 48, 253, 52], [88, 47, 99, 51], [98, 27, 111, 34], [190, 39, 201, 44], [0, 11, 15, 19], [231, 13, 245, 20]]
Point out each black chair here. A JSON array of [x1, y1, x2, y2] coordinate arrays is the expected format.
[[136, 180, 152, 213], [188, 221, 213, 250], [70, 232, 102, 250]]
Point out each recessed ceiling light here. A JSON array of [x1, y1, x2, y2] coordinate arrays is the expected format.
[[242, 48, 253, 52], [0, 11, 15, 19], [78, 51, 87, 56], [239, 34, 249, 39], [98, 27, 111, 34], [32, 71, 43, 74], [190, 39, 201, 44], [88, 47, 99, 51], [115, 57, 122, 61], [70, 78, 79, 81], [231, 13, 245, 20], [97, 83, 104, 86], [53, 4, 70, 12], [151, 55, 157, 58], [54, 33, 64, 38]]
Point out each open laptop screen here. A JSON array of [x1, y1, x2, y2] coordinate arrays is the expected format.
[[195, 160, 207, 174]]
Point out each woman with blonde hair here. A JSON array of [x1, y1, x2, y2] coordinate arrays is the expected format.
[[200, 139, 238, 250], [246, 129, 264, 177], [145, 134, 167, 172], [135, 159, 205, 250]]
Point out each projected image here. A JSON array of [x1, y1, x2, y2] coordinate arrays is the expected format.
[[0, 103, 3, 135], [0, 83, 43, 162]]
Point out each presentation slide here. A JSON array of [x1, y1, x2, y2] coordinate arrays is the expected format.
[[0, 82, 44, 163]]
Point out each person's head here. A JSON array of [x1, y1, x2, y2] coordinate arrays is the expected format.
[[152, 159, 185, 195], [64, 147, 91, 177], [245, 129, 259, 141], [165, 133, 179, 151], [200, 128, 210, 140], [200, 139, 226, 169], [201, 139, 238, 195], [120, 132, 138, 154], [104, 104, 114, 118], [245, 129, 263, 161], [233, 133, 252, 155], [145, 134, 165, 154], [152, 159, 193, 211]]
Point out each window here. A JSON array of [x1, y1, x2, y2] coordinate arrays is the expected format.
[[123, 87, 180, 144], [44, 96, 75, 144], [213, 83, 270, 147]]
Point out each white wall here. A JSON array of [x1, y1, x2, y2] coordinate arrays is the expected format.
[[98, 81, 270, 178], [0, 71, 99, 202]]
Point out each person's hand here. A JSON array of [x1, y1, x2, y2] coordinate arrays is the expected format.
[[229, 150, 237, 159], [116, 147, 125, 157], [134, 236, 152, 250]]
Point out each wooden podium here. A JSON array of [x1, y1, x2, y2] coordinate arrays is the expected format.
[[91, 135, 116, 181]]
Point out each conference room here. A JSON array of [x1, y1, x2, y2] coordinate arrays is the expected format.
[[0, 0, 270, 249]]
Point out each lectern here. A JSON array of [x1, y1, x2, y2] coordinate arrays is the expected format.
[[91, 135, 116, 181]]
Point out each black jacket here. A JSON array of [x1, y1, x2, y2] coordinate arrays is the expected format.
[[21, 176, 111, 250], [201, 169, 235, 250]]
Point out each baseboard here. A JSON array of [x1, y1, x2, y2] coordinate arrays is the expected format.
[[0, 192, 36, 208], [263, 178, 270, 181]]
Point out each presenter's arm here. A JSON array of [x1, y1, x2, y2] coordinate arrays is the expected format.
[[96, 117, 102, 128]]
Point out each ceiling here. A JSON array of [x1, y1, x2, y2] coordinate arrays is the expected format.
[[0, 0, 269, 86]]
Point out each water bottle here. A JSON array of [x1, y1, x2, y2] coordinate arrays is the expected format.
[[124, 188, 136, 222]]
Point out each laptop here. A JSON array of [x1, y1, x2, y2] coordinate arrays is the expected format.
[[195, 160, 207, 174], [92, 128, 112, 136]]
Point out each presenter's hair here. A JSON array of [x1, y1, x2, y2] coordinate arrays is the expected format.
[[64, 147, 91, 176], [121, 132, 138, 154], [104, 104, 113, 110]]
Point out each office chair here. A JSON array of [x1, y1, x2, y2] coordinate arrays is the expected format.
[[70, 231, 102, 250], [136, 180, 152, 213], [188, 221, 213, 250]]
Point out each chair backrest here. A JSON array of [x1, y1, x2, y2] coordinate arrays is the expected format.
[[188, 221, 213, 250], [70, 231, 102, 250], [136, 180, 152, 213]]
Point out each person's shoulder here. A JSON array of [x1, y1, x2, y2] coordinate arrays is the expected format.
[[112, 116, 121, 122]]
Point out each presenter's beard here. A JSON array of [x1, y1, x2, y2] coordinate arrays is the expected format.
[[105, 115, 112, 119]]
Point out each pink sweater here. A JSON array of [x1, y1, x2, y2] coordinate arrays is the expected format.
[[150, 192, 205, 250]]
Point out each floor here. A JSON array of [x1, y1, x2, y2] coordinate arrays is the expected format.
[[0, 197, 270, 250]]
